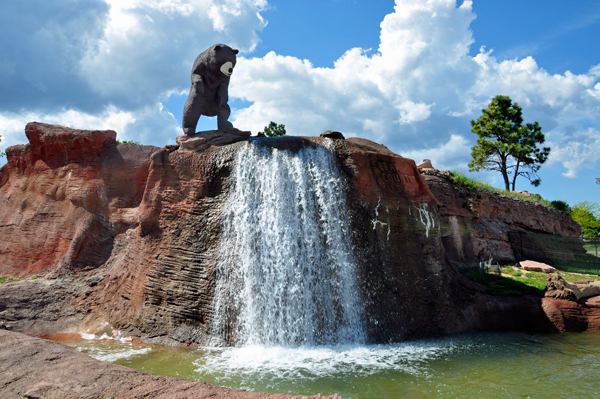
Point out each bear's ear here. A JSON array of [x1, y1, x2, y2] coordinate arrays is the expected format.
[[214, 44, 224, 51], [233, 49, 239, 55]]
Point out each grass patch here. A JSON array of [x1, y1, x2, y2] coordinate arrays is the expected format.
[[459, 265, 600, 297], [0, 277, 22, 284], [450, 170, 552, 207]]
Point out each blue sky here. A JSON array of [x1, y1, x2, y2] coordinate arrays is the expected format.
[[1, 0, 599, 205]]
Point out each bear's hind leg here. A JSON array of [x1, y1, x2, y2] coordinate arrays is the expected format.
[[217, 104, 233, 131], [182, 91, 202, 136]]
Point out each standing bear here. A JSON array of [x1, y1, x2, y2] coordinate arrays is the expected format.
[[182, 44, 239, 136]]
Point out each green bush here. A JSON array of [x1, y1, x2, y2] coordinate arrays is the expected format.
[[261, 121, 286, 137], [571, 202, 600, 237], [550, 200, 571, 213]]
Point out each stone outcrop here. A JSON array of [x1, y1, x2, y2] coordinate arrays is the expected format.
[[419, 168, 581, 268], [541, 297, 600, 332], [175, 128, 250, 151], [545, 273, 600, 302], [320, 130, 345, 140], [417, 159, 433, 169], [521, 260, 556, 273], [1, 122, 598, 349], [0, 329, 337, 399]]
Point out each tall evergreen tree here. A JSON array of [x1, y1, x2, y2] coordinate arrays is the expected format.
[[468, 95, 550, 191]]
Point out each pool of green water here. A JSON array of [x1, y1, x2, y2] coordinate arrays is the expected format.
[[64, 331, 600, 398]]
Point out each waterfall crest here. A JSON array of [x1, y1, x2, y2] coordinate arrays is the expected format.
[[211, 140, 365, 346]]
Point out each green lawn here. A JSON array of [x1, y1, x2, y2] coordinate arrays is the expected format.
[[460, 266, 600, 297]]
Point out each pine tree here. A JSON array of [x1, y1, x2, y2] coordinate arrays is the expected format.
[[469, 95, 550, 191]]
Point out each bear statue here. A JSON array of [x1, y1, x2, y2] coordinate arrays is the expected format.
[[182, 44, 239, 136]]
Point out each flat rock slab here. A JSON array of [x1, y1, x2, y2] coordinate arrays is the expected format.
[[0, 330, 338, 399], [521, 260, 557, 273], [584, 296, 600, 307], [176, 129, 251, 151]]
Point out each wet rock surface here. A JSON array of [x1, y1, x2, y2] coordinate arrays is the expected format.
[[0, 330, 337, 399]]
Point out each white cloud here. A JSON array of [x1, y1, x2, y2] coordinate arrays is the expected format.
[[0, 0, 267, 157], [79, 0, 267, 107], [2, 0, 599, 181], [0, 104, 179, 160], [548, 127, 600, 178], [230, 0, 600, 178], [401, 134, 471, 170]]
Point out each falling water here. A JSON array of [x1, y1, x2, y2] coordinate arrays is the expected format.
[[211, 139, 365, 346]]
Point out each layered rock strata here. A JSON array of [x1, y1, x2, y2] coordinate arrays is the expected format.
[[0, 122, 596, 347], [419, 168, 581, 268]]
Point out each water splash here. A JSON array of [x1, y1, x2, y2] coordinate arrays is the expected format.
[[211, 140, 365, 346]]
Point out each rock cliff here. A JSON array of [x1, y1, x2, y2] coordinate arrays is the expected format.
[[0, 123, 592, 346], [419, 168, 581, 268]]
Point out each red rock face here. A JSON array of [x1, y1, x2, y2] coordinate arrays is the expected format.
[[0, 123, 595, 344], [542, 297, 600, 332], [0, 123, 156, 277], [420, 168, 581, 268]]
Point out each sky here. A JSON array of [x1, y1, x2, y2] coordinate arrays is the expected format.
[[0, 0, 599, 206]]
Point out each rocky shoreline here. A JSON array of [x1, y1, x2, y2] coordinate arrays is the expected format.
[[0, 329, 338, 399]]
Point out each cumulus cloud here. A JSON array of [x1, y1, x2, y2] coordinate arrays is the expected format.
[[548, 127, 600, 178], [1, 0, 599, 182], [0, 0, 267, 153], [231, 0, 600, 177], [402, 134, 471, 170]]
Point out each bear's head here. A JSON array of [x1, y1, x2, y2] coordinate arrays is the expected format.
[[213, 44, 239, 77]]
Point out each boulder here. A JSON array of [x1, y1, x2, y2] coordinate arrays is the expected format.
[[545, 273, 600, 302], [417, 159, 433, 169], [542, 297, 600, 332], [320, 130, 345, 140], [175, 128, 251, 151], [520, 260, 556, 273]]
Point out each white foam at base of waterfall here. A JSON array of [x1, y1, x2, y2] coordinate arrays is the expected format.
[[211, 140, 365, 347]]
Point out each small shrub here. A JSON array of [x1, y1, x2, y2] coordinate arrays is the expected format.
[[550, 200, 571, 213], [118, 140, 139, 145], [261, 121, 286, 137]]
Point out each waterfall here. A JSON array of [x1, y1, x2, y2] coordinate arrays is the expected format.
[[211, 140, 365, 346]]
